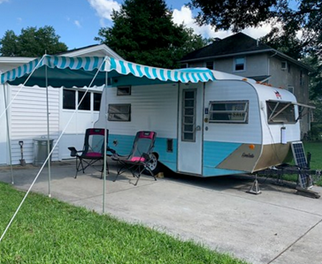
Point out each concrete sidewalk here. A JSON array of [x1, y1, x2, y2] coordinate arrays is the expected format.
[[1, 161, 322, 264]]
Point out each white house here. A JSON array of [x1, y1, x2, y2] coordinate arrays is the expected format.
[[0, 44, 123, 166]]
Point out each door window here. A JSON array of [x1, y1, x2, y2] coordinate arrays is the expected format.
[[182, 89, 196, 142]]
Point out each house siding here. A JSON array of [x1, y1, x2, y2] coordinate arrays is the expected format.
[[183, 49, 310, 138], [269, 56, 310, 136], [9, 85, 60, 165]]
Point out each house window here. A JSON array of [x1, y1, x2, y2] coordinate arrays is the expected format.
[[63, 89, 76, 110], [94, 93, 102, 111], [78, 91, 91, 110], [63, 89, 101, 111], [206, 61, 214, 70], [234, 57, 245, 71], [117, 86, 131, 96], [209, 101, 248, 123], [266, 101, 296, 124], [108, 104, 131, 121], [281, 61, 287, 70], [287, 85, 294, 94]]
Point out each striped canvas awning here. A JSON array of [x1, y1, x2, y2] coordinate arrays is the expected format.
[[105, 57, 215, 83], [0, 55, 215, 87]]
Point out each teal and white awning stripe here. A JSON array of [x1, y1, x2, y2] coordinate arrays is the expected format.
[[0, 55, 106, 85], [105, 57, 215, 83], [1, 58, 41, 84], [0, 55, 215, 85], [41, 55, 106, 71]]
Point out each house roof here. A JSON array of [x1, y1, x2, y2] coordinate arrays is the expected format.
[[0, 44, 124, 73], [58, 44, 124, 59], [181, 32, 310, 71]]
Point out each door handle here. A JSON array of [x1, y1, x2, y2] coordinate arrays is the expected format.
[[195, 125, 201, 131]]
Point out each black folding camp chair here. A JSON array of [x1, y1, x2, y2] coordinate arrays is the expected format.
[[113, 131, 157, 186], [68, 128, 111, 178]]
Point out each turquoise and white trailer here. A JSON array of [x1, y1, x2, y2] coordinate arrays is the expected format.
[[95, 70, 304, 177]]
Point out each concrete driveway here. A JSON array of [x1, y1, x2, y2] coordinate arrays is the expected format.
[[1, 161, 322, 264]]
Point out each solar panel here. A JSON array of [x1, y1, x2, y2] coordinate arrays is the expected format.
[[291, 142, 311, 188], [291, 142, 307, 168]]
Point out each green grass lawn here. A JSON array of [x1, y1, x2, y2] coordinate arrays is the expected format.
[[264, 141, 322, 186], [303, 141, 322, 170], [303, 141, 322, 186], [0, 182, 248, 264]]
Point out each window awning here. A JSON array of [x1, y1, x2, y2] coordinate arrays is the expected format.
[[0, 55, 216, 88]]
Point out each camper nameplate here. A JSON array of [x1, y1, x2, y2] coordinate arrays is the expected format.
[[242, 152, 254, 158]]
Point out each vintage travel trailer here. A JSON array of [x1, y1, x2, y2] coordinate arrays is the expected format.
[[95, 70, 303, 177], [1, 55, 305, 177]]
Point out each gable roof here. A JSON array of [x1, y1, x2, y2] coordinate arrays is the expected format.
[[181, 32, 310, 70], [0, 44, 124, 73], [181, 33, 271, 61], [58, 44, 124, 59]]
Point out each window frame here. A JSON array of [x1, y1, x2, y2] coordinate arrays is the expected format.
[[117, 86, 131, 96], [63, 89, 76, 110], [93, 92, 102, 111], [266, 100, 296, 124], [234, 57, 245, 72], [62, 88, 102, 112], [108, 104, 131, 122], [208, 100, 249, 124], [206, 61, 214, 70], [78, 90, 91, 111]]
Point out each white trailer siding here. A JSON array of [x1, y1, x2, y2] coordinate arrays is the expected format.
[[95, 71, 302, 177], [96, 83, 179, 171], [204, 80, 262, 144], [202, 80, 262, 176], [255, 84, 301, 145]]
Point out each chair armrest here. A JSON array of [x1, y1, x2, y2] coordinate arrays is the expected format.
[[68, 147, 83, 157]]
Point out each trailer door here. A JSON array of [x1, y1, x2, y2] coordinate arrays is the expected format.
[[178, 85, 203, 175]]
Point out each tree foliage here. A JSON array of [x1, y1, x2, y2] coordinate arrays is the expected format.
[[188, 0, 322, 98], [0, 26, 68, 57], [95, 0, 206, 68]]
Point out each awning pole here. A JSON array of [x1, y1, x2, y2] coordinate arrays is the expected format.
[[45, 64, 51, 197], [102, 67, 108, 213], [3, 83, 14, 184]]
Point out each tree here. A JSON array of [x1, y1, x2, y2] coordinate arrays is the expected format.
[[0, 26, 68, 57], [188, 0, 322, 98], [187, 0, 321, 56], [95, 0, 206, 68]]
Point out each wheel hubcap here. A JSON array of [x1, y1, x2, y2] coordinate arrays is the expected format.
[[148, 154, 158, 170]]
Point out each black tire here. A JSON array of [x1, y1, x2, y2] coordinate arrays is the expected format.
[[145, 152, 160, 175]]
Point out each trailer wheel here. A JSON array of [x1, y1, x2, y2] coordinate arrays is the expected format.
[[146, 152, 160, 175]]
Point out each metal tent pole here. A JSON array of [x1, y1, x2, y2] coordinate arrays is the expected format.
[[45, 64, 51, 197], [102, 66, 108, 213]]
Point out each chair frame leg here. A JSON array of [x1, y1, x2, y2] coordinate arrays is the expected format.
[[113, 162, 157, 186]]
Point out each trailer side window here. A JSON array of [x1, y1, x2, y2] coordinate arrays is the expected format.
[[266, 101, 296, 124], [108, 104, 131, 121], [208, 101, 248, 123]]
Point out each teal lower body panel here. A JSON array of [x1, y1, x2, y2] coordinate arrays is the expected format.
[[109, 135, 247, 177], [202, 167, 246, 177], [202, 141, 247, 177], [108, 134, 177, 171]]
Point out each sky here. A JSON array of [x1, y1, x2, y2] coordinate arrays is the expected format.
[[0, 0, 274, 50]]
